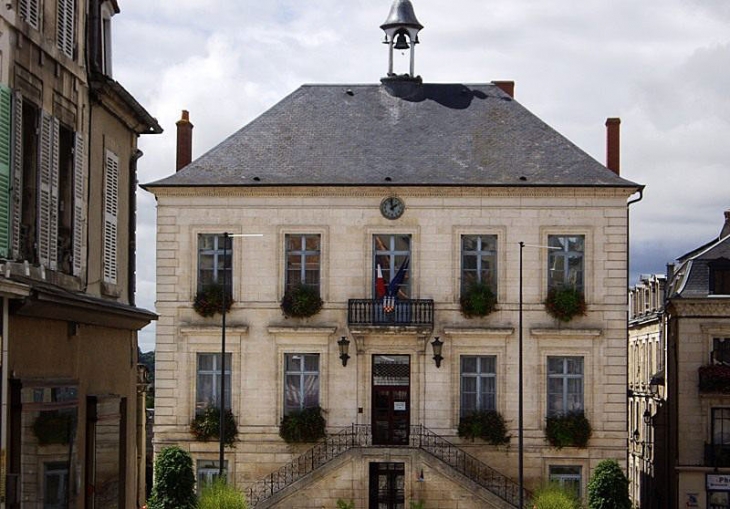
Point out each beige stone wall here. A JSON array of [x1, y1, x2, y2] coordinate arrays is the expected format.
[[153, 186, 632, 499]]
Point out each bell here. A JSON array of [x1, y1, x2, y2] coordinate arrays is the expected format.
[[394, 32, 410, 50]]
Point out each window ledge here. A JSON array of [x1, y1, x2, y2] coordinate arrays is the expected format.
[[180, 324, 249, 334], [268, 325, 337, 335], [531, 328, 602, 338], [442, 326, 515, 337]]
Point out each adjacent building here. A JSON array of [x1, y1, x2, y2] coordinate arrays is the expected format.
[[0, 0, 160, 507], [146, 1, 641, 507]]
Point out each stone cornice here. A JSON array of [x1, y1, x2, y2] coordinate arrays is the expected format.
[[669, 299, 730, 317], [442, 326, 515, 337], [267, 325, 338, 335], [180, 324, 249, 334], [531, 328, 603, 338]]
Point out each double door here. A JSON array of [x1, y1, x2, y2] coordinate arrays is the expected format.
[[372, 355, 410, 446]]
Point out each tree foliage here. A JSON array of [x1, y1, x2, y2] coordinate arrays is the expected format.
[[587, 459, 631, 509], [532, 484, 581, 509], [147, 446, 197, 509], [199, 478, 248, 509]]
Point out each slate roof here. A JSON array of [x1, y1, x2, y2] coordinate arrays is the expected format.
[[144, 81, 640, 189], [668, 234, 730, 298]]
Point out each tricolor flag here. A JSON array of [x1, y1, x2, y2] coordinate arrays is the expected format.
[[376, 264, 386, 298], [387, 258, 410, 297]]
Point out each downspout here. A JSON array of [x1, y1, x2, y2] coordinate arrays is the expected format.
[[1, 297, 8, 509], [128, 148, 143, 306]]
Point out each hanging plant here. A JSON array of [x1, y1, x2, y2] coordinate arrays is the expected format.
[[545, 412, 592, 448], [544, 286, 586, 322], [279, 406, 326, 443], [280, 284, 323, 318], [460, 282, 497, 318], [457, 410, 510, 445], [189, 405, 238, 447], [193, 284, 233, 317], [33, 410, 75, 445]]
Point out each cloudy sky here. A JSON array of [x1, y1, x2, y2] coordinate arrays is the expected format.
[[113, 0, 730, 352]]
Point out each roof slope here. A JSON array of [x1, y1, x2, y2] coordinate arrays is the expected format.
[[668, 234, 730, 298], [145, 81, 639, 189]]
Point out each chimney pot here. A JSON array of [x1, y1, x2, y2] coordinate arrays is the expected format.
[[605, 117, 620, 175], [175, 110, 194, 171], [493, 81, 515, 98], [721, 210, 730, 239]]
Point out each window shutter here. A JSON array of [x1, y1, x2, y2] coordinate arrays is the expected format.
[[0, 85, 12, 258], [103, 150, 118, 284], [10, 93, 23, 260], [37, 112, 59, 270], [72, 133, 85, 277], [19, 0, 40, 30], [57, 0, 75, 59]]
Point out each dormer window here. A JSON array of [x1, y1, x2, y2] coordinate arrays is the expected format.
[[709, 258, 730, 295]]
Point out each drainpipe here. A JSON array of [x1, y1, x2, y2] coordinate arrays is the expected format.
[[128, 148, 143, 306], [1, 297, 7, 509]]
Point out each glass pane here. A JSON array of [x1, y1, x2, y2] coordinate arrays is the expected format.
[[199, 254, 214, 271], [461, 377, 476, 393], [285, 354, 302, 372], [480, 356, 496, 373], [462, 256, 477, 271], [462, 236, 477, 251], [305, 235, 320, 251], [566, 358, 583, 375], [548, 357, 564, 374], [461, 357, 477, 373], [199, 234, 215, 250], [196, 375, 214, 410], [568, 236, 584, 252], [548, 236, 565, 250], [394, 235, 410, 251], [481, 235, 497, 251], [199, 354, 215, 371], [285, 235, 300, 251], [303, 375, 319, 407], [285, 376, 301, 408], [304, 354, 319, 372]]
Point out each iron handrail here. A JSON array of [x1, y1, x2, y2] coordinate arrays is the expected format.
[[347, 299, 434, 326]]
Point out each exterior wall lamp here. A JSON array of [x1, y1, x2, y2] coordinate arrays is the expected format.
[[338, 336, 351, 367], [431, 336, 443, 368], [643, 408, 652, 425]]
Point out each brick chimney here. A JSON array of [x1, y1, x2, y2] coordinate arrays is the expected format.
[[176, 110, 193, 171], [493, 81, 515, 98], [721, 210, 730, 239], [605, 117, 620, 175]]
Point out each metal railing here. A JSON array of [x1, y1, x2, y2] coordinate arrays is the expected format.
[[347, 299, 434, 326], [247, 424, 526, 508]]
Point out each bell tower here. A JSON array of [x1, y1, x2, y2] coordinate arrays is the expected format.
[[380, 0, 423, 79]]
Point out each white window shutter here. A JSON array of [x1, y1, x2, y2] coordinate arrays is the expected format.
[[19, 0, 40, 30], [72, 133, 85, 277], [103, 150, 118, 284], [57, 0, 75, 59], [10, 93, 23, 260], [48, 117, 59, 270], [37, 112, 54, 268]]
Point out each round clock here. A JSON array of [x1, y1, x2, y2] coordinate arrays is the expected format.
[[380, 196, 405, 220]]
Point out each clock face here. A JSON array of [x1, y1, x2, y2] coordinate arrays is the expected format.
[[380, 196, 405, 220]]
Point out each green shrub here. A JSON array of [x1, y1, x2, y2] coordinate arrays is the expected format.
[[587, 459, 631, 509], [410, 501, 426, 509], [194, 284, 233, 317], [457, 410, 510, 445], [147, 446, 196, 509], [545, 286, 586, 322], [532, 483, 581, 509], [279, 406, 326, 443], [460, 282, 497, 318], [199, 478, 248, 509], [336, 500, 355, 509], [190, 405, 238, 447], [545, 412, 592, 448], [280, 284, 324, 318]]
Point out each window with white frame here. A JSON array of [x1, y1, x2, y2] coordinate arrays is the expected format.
[[712, 408, 730, 448], [549, 465, 582, 498], [285, 234, 320, 291], [196, 353, 231, 414], [196, 460, 227, 490], [547, 356, 584, 416], [197, 234, 232, 295], [547, 235, 584, 291], [102, 150, 119, 284], [284, 354, 319, 415], [461, 235, 497, 294], [460, 356, 496, 417], [373, 234, 411, 298]]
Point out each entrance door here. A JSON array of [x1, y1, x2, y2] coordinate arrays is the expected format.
[[372, 355, 410, 445], [369, 462, 405, 509]]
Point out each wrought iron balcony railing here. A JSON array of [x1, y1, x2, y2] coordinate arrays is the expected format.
[[347, 299, 434, 327], [705, 443, 730, 467]]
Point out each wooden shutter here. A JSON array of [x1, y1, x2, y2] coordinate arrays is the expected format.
[[19, 0, 40, 30], [0, 85, 11, 258], [103, 150, 118, 284], [10, 93, 23, 260], [72, 133, 85, 277], [37, 112, 59, 270], [57, 0, 75, 59]]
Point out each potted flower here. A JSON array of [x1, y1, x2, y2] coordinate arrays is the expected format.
[[544, 286, 586, 322], [280, 284, 323, 318], [699, 364, 730, 393], [545, 411, 592, 448], [457, 410, 510, 445], [460, 282, 497, 318], [279, 406, 326, 443], [190, 405, 238, 447], [193, 284, 233, 317]]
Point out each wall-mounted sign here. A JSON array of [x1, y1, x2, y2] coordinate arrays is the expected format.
[[394, 401, 406, 411], [708, 474, 730, 491]]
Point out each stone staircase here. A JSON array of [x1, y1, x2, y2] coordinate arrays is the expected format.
[[247, 424, 528, 508]]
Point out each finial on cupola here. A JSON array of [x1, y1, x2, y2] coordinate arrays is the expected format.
[[380, 0, 423, 79]]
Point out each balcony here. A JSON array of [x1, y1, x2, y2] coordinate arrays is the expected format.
[[347, 299, 434, 330], [705, 443, 730, 468], [699, 365, 730, 394]]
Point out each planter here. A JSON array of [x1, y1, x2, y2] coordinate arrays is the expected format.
[[193, 284, 233, 317], [280, 284, 323, 318], [459, 282, 497, 318], [699, 364, 730, 393], [544, 286, 586, 322], [457, 410, 510, 445], [279, 406, 326, 443], [545, 412, 592, 448], [190, 405, 238, 447]]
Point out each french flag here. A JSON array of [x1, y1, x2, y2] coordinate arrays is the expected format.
[[376, 264, 386, 298]]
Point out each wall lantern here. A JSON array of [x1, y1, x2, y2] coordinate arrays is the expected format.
[[431, 336, 444, 368], [632, 429, 640, 443], [643, 408, 652, 426], [338, 336, 351, 367]]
